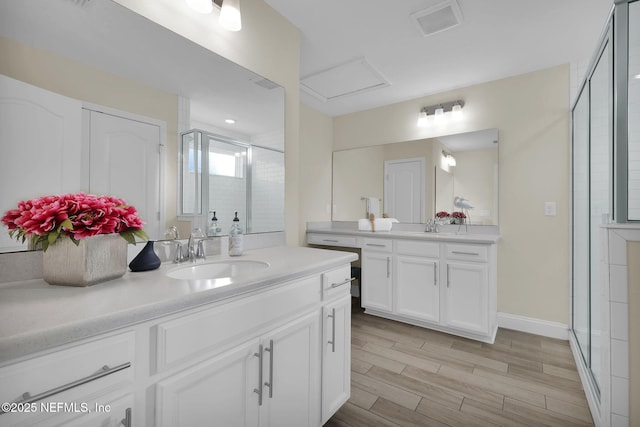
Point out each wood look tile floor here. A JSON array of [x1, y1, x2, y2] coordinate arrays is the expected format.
[[326, 307, 594, 427]]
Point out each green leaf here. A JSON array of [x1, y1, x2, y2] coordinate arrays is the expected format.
[[41, 239, 49, 252], [60, 218, 73, 230], [119, 231, 136, 245], [133, 229, 149, 241], [47, 231, 59, 245]]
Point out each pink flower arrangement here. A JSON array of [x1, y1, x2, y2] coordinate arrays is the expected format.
[[435, 211, 450, 218], [1, 193, 147, 251], [451, 211, 467, 220]]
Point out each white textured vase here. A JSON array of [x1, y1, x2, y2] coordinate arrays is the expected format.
[[42, 234, 128, 286]]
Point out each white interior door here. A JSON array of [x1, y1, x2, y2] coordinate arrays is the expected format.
[[384, 158, 424, 223], [88, 110, 163, 239], [0, 75, 83, 251]]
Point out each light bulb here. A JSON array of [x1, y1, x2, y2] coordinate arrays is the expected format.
[[448, 155, 456, 166], [451, 103, 462, 120], [219, 0, 242, 31], [434, 106, 444, 121], [186, 0, 213, 14], [417, 110, 428, 127]]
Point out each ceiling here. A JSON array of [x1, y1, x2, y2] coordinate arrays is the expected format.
[[265, 0, 613, 117]]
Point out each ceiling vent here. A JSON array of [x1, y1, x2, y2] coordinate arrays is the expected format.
[[301, 58, 389, 102], [411, 0, 463, 37]]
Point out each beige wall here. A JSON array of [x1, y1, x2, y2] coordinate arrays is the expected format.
[[113, 0, 301, 244], [298, 103, 334, 241], [629, 241, 640, 425], [331, 64, 571, 324]]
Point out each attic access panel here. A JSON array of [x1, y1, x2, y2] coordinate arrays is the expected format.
[[301, 58, 389, 102]]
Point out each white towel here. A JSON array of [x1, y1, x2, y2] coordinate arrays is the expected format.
[[366, 197, 380, 218], [358, 218, 399, 231]]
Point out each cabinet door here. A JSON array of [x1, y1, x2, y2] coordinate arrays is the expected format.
[[361, 251, 393, 312], [321, 295, 351, 424], [445, 262, 489, 334], [63, 393, 134, 427], [395, 255, 439, 323], [156, 339, 260, 427], [260, 311, 320, 427]]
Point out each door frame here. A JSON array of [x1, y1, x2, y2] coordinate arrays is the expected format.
[[82, 102, 166, 239]]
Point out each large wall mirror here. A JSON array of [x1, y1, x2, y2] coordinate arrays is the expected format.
[[0, 0, 285, 252], [332, 128, 499, 225]]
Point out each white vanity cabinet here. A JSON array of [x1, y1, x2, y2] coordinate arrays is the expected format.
[[0, 332, 135, 427], [0, 252, 356, 427], [359, 237, 497, 343], [394, 240, 440, 323], [320, 265, 352, 424], [156, 311, 320, 427], [361, 238, 393, 312]]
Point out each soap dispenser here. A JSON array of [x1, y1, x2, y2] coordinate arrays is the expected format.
[[228, 211, 244, 256], [207, 211, 220, 237]]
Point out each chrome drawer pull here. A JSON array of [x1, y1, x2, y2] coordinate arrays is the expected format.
[[254, 345, 264, 406], [365, 243, 387, 247], [331, 277, 355, 288], [322, 239, 339, 243], [120, 407, 132, 427], [264, 340, 274, 398], [328, 308, 336, 353], [3, 362, 131, 412], [451, 251, 480, 256]]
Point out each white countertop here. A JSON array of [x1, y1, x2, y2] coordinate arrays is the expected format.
[[307, 225, 500, 244], [0, 246, 358, 364]]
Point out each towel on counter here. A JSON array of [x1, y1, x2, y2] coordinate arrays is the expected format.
[[365, 197, 381, 218], [358, 218, 399, 232]]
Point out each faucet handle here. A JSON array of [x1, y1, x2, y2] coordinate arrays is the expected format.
[[173, 242, 184, 263], [196, 239, 207, 260]]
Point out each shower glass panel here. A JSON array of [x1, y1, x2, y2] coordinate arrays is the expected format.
[[572, 86, 590, 368], [589, 39, 613, 388], [629, 1, 640, 220], [249, 146, 284, 234]]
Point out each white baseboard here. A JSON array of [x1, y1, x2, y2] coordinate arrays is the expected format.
[[498, 312, 569, 340]]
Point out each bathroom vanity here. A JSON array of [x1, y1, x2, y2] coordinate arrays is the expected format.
[[0, 246, 356, 427], [307, 223, 499, 343]]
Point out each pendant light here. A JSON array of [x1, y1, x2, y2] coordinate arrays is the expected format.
[[219, 0, 242, 31]]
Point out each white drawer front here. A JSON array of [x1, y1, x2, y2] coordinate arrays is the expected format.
[[0, 332, 134, 422], [155, 275, 321, 372], [394, 239, 439, 258], [362, 238, 392, 252], [446, 243, 488, 262], [322, 264, 352, 299], [307, 233, 358, 248]]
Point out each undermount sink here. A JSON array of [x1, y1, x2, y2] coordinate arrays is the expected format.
[[166, 260, 269, 280]]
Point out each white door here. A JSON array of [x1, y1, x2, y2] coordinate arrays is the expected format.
[[321, 294, 351, 424], [395, 255, 439, 323], [384, 158, 424, 223], [0, 75, 83, 251], [445, 262, 489, 334], [155, 340, 260, 427], [260, 311, 320, 427], [88, 110, 163, 239]]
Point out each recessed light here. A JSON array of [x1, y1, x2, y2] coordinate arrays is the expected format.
[[225, 119, 236, 124], [634, 73, 640, 80]]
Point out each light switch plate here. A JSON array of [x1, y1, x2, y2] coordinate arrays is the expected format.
[[544, 201, 557, 216]]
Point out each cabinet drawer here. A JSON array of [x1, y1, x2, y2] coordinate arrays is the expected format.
[[322, 264, 352, 299], [0, 332, 134, 417], [394, 239, 439, 258], [155, 275, 321, 372], [446, 243, 488, 262], [362, 238, 392, 252], [307, 233, 358, 248]]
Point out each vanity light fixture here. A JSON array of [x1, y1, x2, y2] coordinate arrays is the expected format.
[[219, 0, 242, 31], [185, 0, 242, 32], [416, 100, 464, 127], [225, 118, 236, 124], [442, 150, 456, 166]]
